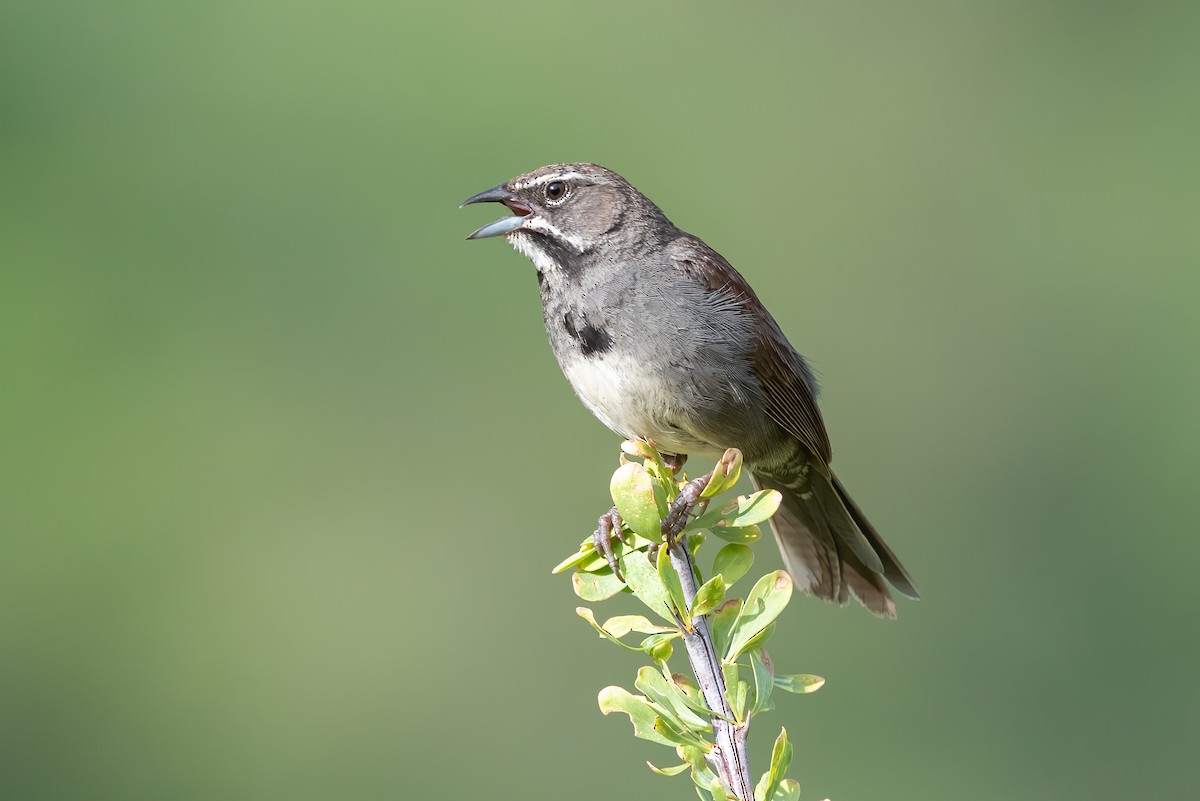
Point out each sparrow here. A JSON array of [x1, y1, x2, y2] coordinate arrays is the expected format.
[[462, 163, 918, 618]]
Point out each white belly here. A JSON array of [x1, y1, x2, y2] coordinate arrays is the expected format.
[[560, 353, 718, 456]]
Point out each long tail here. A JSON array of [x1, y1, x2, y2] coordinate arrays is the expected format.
[[751, 467, 919, 619]]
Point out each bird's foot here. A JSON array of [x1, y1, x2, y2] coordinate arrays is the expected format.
[[661, 470, 713, 547], [593, 506, 626, 582], [594, 453, 710, 578]]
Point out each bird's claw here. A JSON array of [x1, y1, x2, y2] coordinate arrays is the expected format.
[[593, 463, 712, 580], [661, 472, 712, 547], [593, 506, 626, 582]]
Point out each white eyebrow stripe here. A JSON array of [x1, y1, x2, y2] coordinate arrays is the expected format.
[[523, 217, 585, 252], [512, 171, 592, 190]]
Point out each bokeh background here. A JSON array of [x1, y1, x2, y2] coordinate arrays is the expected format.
[[3, 2, 1197, 799]]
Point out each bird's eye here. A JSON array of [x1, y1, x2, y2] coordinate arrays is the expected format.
[[544, 181, 568, 203]]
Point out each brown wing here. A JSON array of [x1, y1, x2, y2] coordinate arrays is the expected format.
[[753, 321, 833, 468], [670, 235, 833, 468]]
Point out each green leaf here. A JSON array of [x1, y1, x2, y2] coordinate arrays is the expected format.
[[722, 662, 747, 721], [739, 620, 777, 656], [647, 761, 691, 777], [603, 614, 677, 636], [721, 661, 739, 688], [770, 730, 795, 793], [693, 491, 784, 532], [576, 537, 626, 573], [774, 674, 825, 694], [686, 533, 705, 588], [666, 673, 716, 718], [653, 713, 711, 750], [610, 462, 662, 540], [622, 548, 677, 623], [771, 779, 801, 801], [657, 545, 690, 626], [754, 728, 793, 801], [701, 448, 743, 499], [693, 767, 725, 801], [635, 666, 712, 733], [576, 608, 642, 652], [651, 478, 671, 520], [749, 649, 775, 716], [641, 633, 677, 661], [725, 571, 793, 662], [646, 452, 684, 505], [679, 744, 709, 771], [712, 544, 754, 587], [710, 524, 762, 544], [690, 574, 726, 617], [687, 500, 730, 531], [621, 439, 674, 483], [708, 598, 741, 658], [725, 490, 782, 527], [577, 531, 656, 572], [552, 541, 594, 574], [572, 569, 626, 601], [621, 439, 658, 461], [598, 686, 675, 747], [731, 680, 750, 722]]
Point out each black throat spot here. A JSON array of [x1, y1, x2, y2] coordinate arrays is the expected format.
[[563, 312, 614, 357]]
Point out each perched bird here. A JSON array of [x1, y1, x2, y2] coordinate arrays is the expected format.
[[463, 163, 918, 618]]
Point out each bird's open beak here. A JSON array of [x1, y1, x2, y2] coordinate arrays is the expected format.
[[461, 184, 533, 240]]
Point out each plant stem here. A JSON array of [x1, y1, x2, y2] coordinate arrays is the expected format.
[[665, 472, 754, 801]]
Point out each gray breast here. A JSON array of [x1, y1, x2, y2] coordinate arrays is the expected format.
[[540, 259, 767, 458]]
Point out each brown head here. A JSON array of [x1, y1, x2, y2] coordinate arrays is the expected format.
[[461, 163, 675, 264]]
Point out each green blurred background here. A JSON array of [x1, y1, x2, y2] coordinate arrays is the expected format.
[[2, 1, 1197, 799]]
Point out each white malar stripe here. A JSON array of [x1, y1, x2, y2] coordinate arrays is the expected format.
[[507, 231, 562, 274], [523, 217, 585, 252], [512, 171, 592, 190]]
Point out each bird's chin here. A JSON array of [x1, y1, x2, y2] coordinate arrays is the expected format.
[[507, 229, 563, 274]]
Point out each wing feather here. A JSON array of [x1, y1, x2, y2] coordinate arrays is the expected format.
[[669, 235, 833, 467]]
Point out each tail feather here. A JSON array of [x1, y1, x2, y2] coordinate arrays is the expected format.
[[840, 550, 897, 619], [832, 474, 920, 599], [809, 470, 885, 576], [754, 472, 842, 602], [752, 468, 917, 618]]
